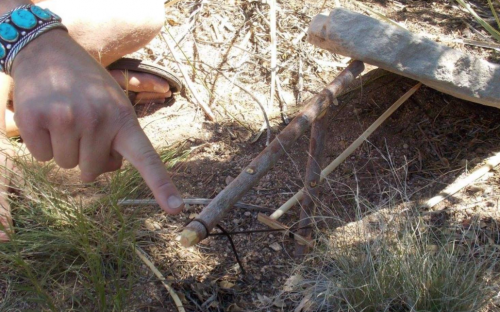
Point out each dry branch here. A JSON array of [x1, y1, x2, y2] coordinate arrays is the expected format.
[[295, 110, 329, 257], [270, 82, 423, 220], [179, 61, 365, 247]]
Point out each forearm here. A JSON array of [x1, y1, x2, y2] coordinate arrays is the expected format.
[[0, 0, 32, 13]]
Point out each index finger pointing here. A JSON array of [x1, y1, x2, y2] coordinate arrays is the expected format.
[[113, 121, 184, 214]]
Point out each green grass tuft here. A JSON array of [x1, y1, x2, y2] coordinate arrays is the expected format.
[[0, 145, 189, 311]]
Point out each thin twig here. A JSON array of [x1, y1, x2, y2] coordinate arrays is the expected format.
[[134, 246, 185, 312], [269, 0, 278, 115], [159, 31, 216, 121], [215, 70, 272, 145], [296, 55, 303, 106], [422, 152, 500, 209], [275, 74, 289, 124], [118, 198, 274, 212]]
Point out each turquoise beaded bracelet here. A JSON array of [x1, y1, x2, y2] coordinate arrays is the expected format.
[[0, 4, 67, 75]]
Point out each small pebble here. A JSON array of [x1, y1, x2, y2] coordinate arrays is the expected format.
[[403, 143, 409, 149], [244, 211, 252, 217], [233, 218, 241, 225], [269, 242, 282, 252]]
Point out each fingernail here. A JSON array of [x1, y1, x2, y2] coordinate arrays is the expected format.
[[167, 195, 183, 211]]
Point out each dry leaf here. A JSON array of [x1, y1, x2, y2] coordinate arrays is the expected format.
[[294, 293, 312, 312], [273, 298, 286, 308], [219, 281, 235, 289], [257, 293, 273, 306], [284, 274, 304, 292]]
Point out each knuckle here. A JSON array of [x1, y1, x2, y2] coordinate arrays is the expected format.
[[116, 105, 136, 125], [156, 179, 174, 192], [50, 107, 76, 130], [82, 109, 103, 131], [14, 110, 40, 129], [137, 148, 163, 168]]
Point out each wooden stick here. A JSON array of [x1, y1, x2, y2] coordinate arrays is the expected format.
[[179, 61, 365, 247], [118, 198, 274, 212], [134, 246, 185, 312], [257, 213, 313, 248], [269, 0, 277, 115], [223, 74, 272, 145], [160, 31, 215, 121], [270, 83, 422, 220], [422, 152, 500, 209], [295, 109, 329, 258]]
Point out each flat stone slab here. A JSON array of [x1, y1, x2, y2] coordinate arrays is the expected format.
[[308, 8, 500, 108]]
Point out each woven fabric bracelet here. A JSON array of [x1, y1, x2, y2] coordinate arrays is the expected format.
[[0, 4, 67, 75]]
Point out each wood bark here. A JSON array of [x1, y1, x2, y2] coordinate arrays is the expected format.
[[180, 61, 364, 247]]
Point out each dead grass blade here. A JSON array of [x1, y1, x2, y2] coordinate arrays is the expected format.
[[456, 0, 500, 42], [134, 246, 186, 312], [352, 1, 407, 29], [488, 0, 500, 29]]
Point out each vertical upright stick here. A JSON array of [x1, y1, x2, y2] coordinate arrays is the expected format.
[[295, 111, 329, 257]]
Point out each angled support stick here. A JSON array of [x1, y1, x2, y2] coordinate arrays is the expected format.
[[269, 82, 423, 221], [179, 61, 365, 247], [295, 109, 329, 257]]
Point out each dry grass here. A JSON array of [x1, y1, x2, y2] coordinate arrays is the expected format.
[[0, 144, 189, 311], [277, 152, 500, 311]]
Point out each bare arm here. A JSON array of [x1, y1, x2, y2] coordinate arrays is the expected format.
[[0, 0, 32, 13]]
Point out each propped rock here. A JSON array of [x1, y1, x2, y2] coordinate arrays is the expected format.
[[308, 8, 500, 108]]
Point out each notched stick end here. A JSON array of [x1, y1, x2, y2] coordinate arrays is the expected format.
[[180, 228, 201, 247]]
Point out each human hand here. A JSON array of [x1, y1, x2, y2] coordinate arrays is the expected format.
[[10, 29, 184, 214]]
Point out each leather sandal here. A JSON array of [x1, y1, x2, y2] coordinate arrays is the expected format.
[[107, 57, 184, 101]]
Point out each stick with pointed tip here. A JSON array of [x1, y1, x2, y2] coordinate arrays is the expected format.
[[180, 61, 365, 247]]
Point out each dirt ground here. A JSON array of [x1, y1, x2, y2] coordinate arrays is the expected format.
[[4, 0, 500, 311], [122, 0, 500, 311]]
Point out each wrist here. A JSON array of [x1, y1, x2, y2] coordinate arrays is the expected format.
[[0, 1, 32, 14], [11, 28, 72, 77], [0, 4, 67, 75]]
